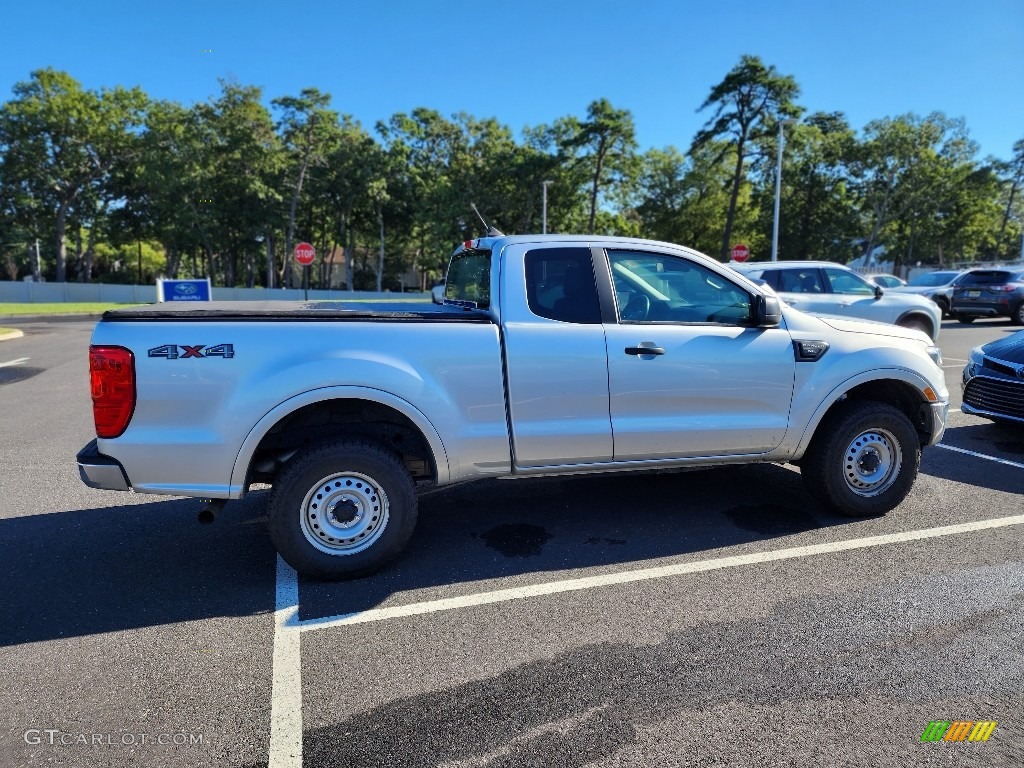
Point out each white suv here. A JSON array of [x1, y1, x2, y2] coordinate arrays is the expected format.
[[732, 261, 941, 341]]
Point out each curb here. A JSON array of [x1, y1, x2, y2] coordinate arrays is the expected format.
[[0, 313, 105, 323], [0, 328, 25, 342]]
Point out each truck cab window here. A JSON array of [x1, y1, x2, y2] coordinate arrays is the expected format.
[[524, 248, 601, 324], [608, 250, 753, 324]]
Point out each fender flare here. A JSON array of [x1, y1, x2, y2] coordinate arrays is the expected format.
[[791, 368, 936, 459], [228, 385, 451, 498]]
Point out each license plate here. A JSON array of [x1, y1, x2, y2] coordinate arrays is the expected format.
[[967, 290, 981, 298]]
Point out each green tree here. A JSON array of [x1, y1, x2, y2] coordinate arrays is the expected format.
[[0, 68, 147, 281], [995, 139, 1024, 260], [196, 81, 282, 286], [851, 113, 989, 269], [273, 88, 340, 288], [750, 112, 859, 261], [691, 55, 801, 260], [562, 99, 638, 233]]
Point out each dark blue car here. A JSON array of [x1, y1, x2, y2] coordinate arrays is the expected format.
[[951, 268, 1024, 325], [962, 330, 1024, 425]]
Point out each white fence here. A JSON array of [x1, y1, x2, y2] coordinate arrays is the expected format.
[[0, 281, 429, 304]]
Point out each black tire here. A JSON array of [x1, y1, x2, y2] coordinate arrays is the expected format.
[[268, 439, 417, 580], [956, 314, 975, 324], [1012, 301, 1024, 326], [934, 297, 950, 318], [897, 316, 932, 338], [801, 401, 920, 518]]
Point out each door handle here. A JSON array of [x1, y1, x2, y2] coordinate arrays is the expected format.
[[625, 344, 665, 356]]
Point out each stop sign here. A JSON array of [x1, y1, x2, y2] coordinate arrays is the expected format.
[[294, 242, 316, 266], [731, 244, 750, 262]]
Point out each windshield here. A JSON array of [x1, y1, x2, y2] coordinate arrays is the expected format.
[[907, 272, 959, 287]]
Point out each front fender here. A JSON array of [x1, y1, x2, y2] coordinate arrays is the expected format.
[[791, 367, 942, 459]]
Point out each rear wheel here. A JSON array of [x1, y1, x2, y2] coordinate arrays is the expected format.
[[1012, 301, 1024, 326], [956, 313, 975, 324], [268, 439, 418, 579], [801, 401, 920, 518], [934, 297, 950, 318]]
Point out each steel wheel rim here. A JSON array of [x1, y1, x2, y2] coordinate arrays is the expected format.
[[843, 428, 901, 497], [299, 471, 389, 555]]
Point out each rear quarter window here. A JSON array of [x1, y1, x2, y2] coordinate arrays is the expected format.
[[960, 271, 1012, 285], [445, 249, 492, 308]]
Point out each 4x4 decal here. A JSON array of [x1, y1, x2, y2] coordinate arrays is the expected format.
[[148, 344, 235, 359]]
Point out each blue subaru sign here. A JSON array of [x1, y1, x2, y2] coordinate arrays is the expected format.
[[157, 278, 212, 302]]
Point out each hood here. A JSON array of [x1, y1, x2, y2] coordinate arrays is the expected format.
[[889, 285, 940, 296], [982, 330, 1024, 364], [816, 315, 931, 343], [778, 307, 930, 342]]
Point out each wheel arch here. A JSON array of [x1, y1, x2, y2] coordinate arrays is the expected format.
[[894, 310, 936, 340], [229, 386, 450, 497], [793, 372, 937, 460]]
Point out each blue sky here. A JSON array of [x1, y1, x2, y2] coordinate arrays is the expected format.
[[2, 0, 1022, 161]]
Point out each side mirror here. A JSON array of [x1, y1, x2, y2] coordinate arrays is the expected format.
[[874, 285, 884, 299], [756, 294, 782, 327]]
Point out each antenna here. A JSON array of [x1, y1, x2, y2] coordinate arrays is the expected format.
[[469, 202, 504, 238]]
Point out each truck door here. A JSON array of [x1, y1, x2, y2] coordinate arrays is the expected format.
[[601, 248, 796, 460], [500, 244, 614, 467]]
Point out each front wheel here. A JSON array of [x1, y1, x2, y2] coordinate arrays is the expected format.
[[801, 401, 920, 517], [268, 439, 418, 579]]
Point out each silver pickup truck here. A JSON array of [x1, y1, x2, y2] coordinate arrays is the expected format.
[[78, 235, 948, 578]]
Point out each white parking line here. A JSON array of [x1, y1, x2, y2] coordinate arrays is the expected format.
[[269, 556, 302, 768], [936, 443, 1024, 470], [0, 357, 29, 368], [295, 514, 1024, 632]]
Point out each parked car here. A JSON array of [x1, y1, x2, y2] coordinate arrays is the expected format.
[[867, 274, 907, 289], [951, 268, 1024, 324], [889, 270, 964, 318], [962, 330, 1024, 425], [731, 261, 941, 341], [431, 279, 446, 304]]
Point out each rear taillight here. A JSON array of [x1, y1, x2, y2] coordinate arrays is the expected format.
[[89, 346, 136, 438]]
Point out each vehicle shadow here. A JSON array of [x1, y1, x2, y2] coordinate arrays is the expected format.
[[298, 464, 851, 621], [0, 495, 276, 647], [1, 464, 853, 645]]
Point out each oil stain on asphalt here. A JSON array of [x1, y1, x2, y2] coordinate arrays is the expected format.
[[480, 523, 553, 557]]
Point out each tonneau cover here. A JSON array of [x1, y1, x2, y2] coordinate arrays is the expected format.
[[102, 300, 490, 323]]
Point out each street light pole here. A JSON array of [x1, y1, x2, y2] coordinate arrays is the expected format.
[[771, 119, 795, 262], [541, 180, 553, 234]]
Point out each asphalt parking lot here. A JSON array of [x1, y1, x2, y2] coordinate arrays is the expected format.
[[0, 316, 1022, 768]]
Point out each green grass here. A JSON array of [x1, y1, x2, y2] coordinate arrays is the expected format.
[[0, 326, 19, 335], [0, 302, 146, 315]]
